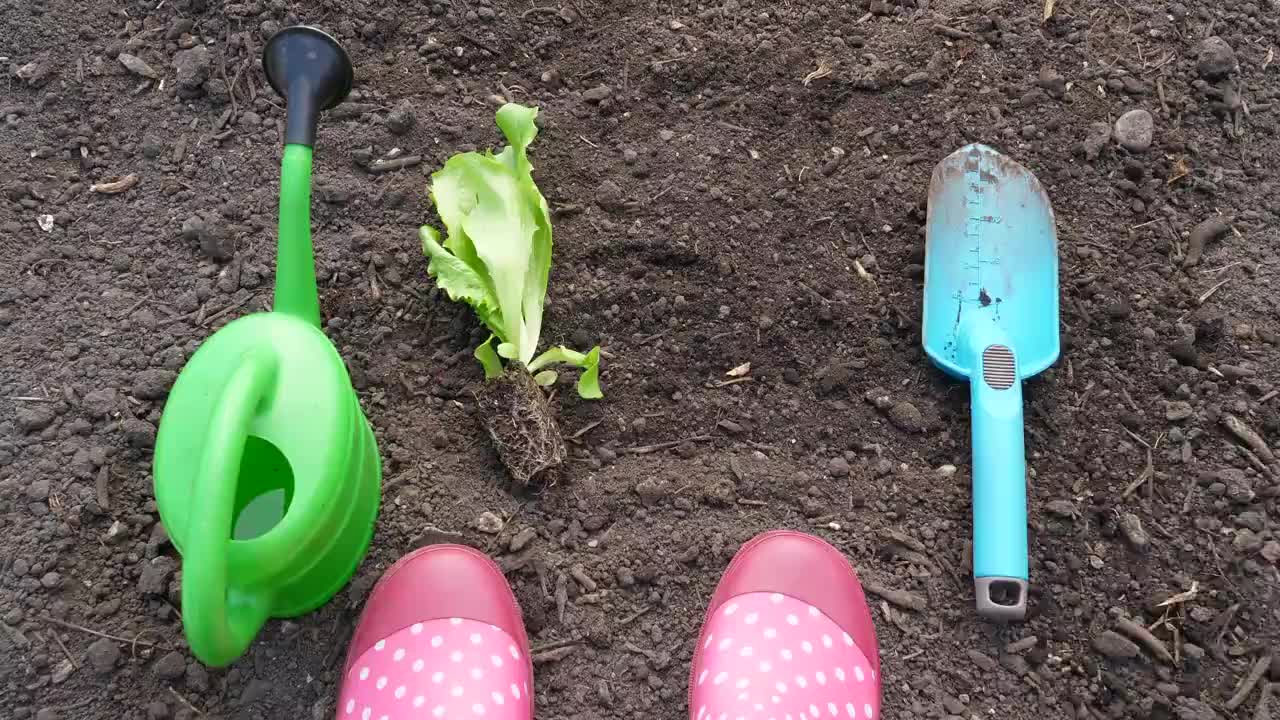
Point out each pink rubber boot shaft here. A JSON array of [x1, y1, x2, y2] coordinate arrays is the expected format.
[[690, 531, 881, 720], [337, 545, 533, 720]]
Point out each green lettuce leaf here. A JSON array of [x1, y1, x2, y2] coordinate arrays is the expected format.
[[420, 103, 603, 399], [528, 346, 603, 399]]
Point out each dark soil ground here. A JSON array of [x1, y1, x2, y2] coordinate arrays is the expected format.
[[4, 1, 1280, 719]]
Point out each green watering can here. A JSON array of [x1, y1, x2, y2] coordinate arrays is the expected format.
[[153, 26, 381, 668]]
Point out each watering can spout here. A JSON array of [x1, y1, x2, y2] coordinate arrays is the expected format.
[[261, 26, 354, 328]]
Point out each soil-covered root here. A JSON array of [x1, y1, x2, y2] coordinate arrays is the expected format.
[[474, 365, 567, 486]]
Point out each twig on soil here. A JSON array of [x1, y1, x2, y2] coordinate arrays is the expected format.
[[51, 629, 78, 669], [520, 6, 561, 19], [1119, 387, 1141, 413], [38, 616, 168, 649], [1197, 278, 1231, 305], [532, 644, 578, 664], [90, 174, 139, 194], [650, 55, 690, 68], [1208, 603, 1241, 656], [618, 605, 651, 626], [458, 32, 501, 57], [1181, 474, 1197, 515], [1222, 414, 1275, 463], [95, 465, 111, 511], [4, 395, 57, 402], [862, 581, 927, 612], [1227, 655, 1273, 710], [622, 435, 712, 455], [368, 155, 422, 174], [1115, 616, 1173, 663], [568, 421, 601, 441], [199, 294, 254, 327], [169, 686, 204, 715], [932, 24, 974, 40], [1122, 446, 1154, 498], [1255, 682, 1274, 720]]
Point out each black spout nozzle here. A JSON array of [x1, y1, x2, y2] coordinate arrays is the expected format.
[[262, 26, 353, 147]]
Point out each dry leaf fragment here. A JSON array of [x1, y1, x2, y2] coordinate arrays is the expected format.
[[1157, 581, 1199, 608], [802, 60, 833, 87], [1044, 0, 1057, 22], [90, 174, 139, 194], [726, 362, 751, 378]]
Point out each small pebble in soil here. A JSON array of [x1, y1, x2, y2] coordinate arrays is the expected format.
[[1114, 109, 1154, 153], [509, 527, 537, 553], [967, 649, 998, 672], [385, 100, 416, 135], [153, 650, 186, 680], [887, 401, 923, 432], [87, 637, 121, 674], [185, 662, 210, 692], [1196, 37, 1237, 80], [583, 85, 612, 103], [1119, 513, 1149, 551], [17, 407, 55, 433], [172, 46, 211, 98], [828, 456, 850, 478], [476, 511, 503, 534], [1036, 66, 1067, 99], [122, 418, 157, 448], [1165, 401, 1194, 422], [133, 369, 175, 401], [137, 556, 175, 595], [1083, 122, 1111, 161]]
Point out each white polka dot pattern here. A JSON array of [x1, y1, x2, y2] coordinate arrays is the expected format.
[[689, 592, 879, 720], [339, 618, 530, 720]]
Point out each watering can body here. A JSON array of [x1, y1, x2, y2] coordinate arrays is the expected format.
[[152, 26, 377, 667], [154, 311, 381, 667]]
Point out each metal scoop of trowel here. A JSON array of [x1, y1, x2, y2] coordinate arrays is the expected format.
[[153, 26, 381, 667], [922, 144, 1060, 622]]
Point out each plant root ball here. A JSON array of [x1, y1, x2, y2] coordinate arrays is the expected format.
[[475, 365, 567, 486]]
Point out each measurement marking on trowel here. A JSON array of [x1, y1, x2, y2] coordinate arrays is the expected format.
[[962, 157, 993, 310]]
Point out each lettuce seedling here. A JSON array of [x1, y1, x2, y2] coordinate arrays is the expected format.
[[419, 103, 602, 399]]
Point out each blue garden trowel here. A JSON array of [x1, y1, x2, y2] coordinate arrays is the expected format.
[[922, 144, 1060, 622]]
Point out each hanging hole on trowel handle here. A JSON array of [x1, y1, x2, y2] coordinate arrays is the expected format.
[[231, 436, 295, 540], [975, 577, 1027, 623]]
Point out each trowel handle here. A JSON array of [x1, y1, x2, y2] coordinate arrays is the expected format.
[[182, 350, 277, 667], [968, 341, 1029, 622]]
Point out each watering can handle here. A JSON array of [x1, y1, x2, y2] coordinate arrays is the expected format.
[[182, 349, 278, 667], [967, 335, 1030, 623]]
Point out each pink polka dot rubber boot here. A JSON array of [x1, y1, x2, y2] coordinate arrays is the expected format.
[[336, 545, 533, 720], [689, 531, 882, 720]]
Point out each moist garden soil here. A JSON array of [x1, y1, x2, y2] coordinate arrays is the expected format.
[[3, 1, 1280, 719]]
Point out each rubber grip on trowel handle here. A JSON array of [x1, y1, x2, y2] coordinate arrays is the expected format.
[[968, 340, 1029, 622]]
